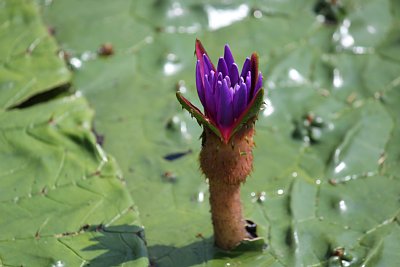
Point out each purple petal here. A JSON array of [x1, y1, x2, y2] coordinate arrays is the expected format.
[[217, 57, 228, 77], [241, 58, 250, 78], [255, 72, 263, 94], [224, 45, 235, 68], [216, 80, 222, 107], [209, 70, 216, 92], [217, 79, 233, 127], [217, 72, 223, 83], [233, 83, 248, 119], [196, 60, 205, 106], [225, 76, 231, 88], [203, 54, 212, 75], [204, 75, 216, 118], [229, 63, 239, 86], [245, 71, 252, 102]]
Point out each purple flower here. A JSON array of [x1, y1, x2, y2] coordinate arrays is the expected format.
[[177, 40, 264, 143]]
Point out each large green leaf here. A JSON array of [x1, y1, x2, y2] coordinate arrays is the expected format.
[[0, 96, 148, 266], [0, 0, 71, 109], [38, 0, 400, 266], [0, 1, 148, 265]]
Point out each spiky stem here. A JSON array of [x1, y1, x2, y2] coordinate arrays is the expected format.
[[200, 121, 255, 250], [208, 178, 247, 249]]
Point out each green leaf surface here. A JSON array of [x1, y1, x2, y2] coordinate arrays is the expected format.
[[1, 2, 148, 265], [0, 0, 71, 109], [0, 96, 148, 266], [30, 0, 400, 266]]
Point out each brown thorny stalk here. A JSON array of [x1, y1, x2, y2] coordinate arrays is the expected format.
[[200, 119, 256, 250]]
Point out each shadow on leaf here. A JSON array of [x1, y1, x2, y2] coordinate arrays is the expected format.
[[82, 224, 148, 267], [148, 237, 262, 267]]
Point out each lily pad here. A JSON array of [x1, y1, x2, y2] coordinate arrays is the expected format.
[[35, 0, 400, 266], [0, 95, 148, 266], [0, 0, 70, 109], [0, 2, 149, 264]]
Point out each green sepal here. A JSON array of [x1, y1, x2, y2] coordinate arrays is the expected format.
[[176, 92, 222, 139], [230, 88, 264, 138]]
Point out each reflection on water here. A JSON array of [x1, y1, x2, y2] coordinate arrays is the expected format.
[[164, 62, 180, 75], [334, 161, 346, 174], [333, 68, 343, 88], [262, 98, 274, 117], [145, 36, 154, 44], [288, 68, 305, 83], [340, 171, 375, 183], [253, 9, 262, 19], [333, 19, 354, 48], [166, 115, 191, 140], [167, 2, 184, 18], [367, 25, 376, 34], [179, 119, 190, 140], [51, 261, 65, 267], [176, 80, 187, 94], [81, 51, 97, 61], [197, 191, 204, 202], [66, 50, 98, 70], [351, 46, 373, 54], [251, 191, 266, 203], [43, 0, 53, 6], [69, 57, 82, 69], [333, 18, 374, 54], [267, 80, 277, 90], [205, 4, 249, 30], [338, 200, 347, 212], [169, 115, 190, 140], [164, 24, 201, 34], [164, 53, 182, 76]]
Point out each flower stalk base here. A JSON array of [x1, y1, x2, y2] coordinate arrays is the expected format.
[[200, 120, 255, 250], [208, 178, 247, 249]]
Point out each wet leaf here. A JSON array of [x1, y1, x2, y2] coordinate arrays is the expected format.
[[0, 0, 71, 109], [29, 0, 400, 266], [0, 2, 148, 264], [0, 96, 148, 266]]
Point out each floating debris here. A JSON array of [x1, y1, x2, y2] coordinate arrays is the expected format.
[[314, 0, 346, 25], [251, 191, 266, 203], [328, 246, 354, 266], [163, 149, 192, 161], [162, 171, 177, 183], [292, 112, 327, 144], [245, 219, 258, 238], [98, 43, 114, 56], [195, 233, 205, 239], [92, 127, 105, 146], [329, 179, 337, 185], [47, 26, 56, 36]]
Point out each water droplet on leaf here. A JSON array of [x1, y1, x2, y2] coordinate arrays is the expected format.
[[205, 4, 249, 30]]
